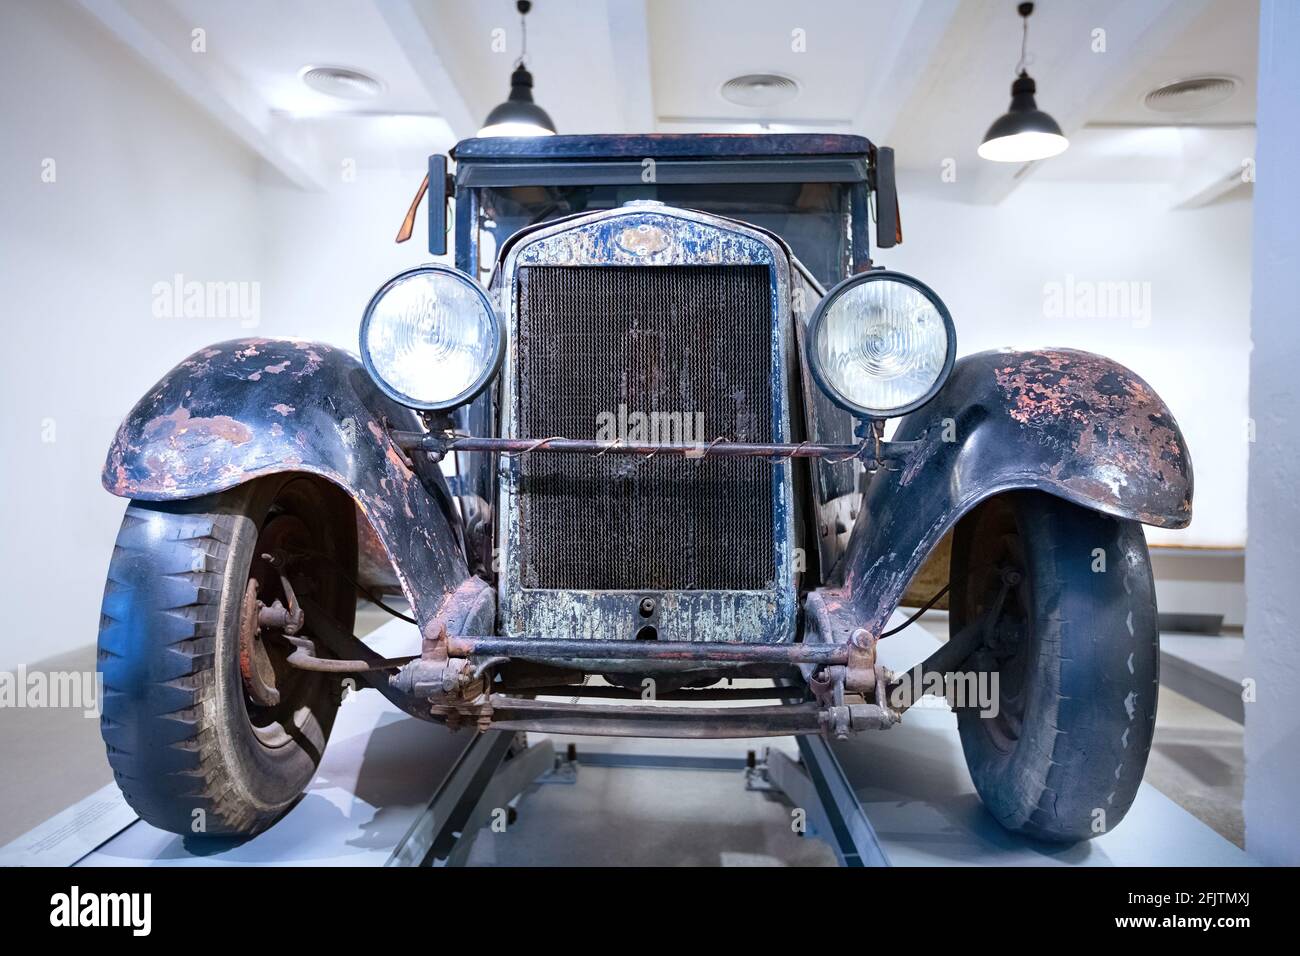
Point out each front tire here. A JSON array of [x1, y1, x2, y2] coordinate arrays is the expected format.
[[949, 492, 1158, 843], [97, 475, 356, 837]]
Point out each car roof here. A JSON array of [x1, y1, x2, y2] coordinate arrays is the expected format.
[[452, 133, 873, 162], [450, 134, 874, 188]]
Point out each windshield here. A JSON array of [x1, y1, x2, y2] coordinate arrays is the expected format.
[[476, 181, 851, 287]]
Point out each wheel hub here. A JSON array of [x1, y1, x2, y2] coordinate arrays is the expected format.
[[239, 579, 282, 707], [238, 513, 314, 711]]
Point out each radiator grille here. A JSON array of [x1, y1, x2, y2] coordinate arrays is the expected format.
[[515, 264, 775, 590]]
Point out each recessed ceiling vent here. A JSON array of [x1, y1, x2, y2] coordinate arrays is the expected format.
[[300, 66, 384, 100], [1143, 75, 1238, 113], [720, 73, 800, 108]]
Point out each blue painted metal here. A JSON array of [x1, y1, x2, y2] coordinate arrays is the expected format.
[[452, 133, 873, 161], [449, 132, 874, 286], [494, 205, 801, 645], [99, 133, 1197, 739], [101, 338, 473, 642], [428, 154, 448, 256], [807, 348, 1193, 643]]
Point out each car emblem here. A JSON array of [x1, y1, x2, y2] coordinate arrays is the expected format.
[[616, 223, 671, 258]]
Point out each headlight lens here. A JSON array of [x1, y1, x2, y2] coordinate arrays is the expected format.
[[808, 271, 955, 417], [360, 265, 503, 411]]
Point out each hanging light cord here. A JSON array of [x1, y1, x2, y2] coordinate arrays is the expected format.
[[516, 0, 530, 68], [1016, 2, 1033, 74]]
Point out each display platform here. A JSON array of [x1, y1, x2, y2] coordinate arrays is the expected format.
[[0, 618, 1251, 867], [1161, 632, 1246, 723]]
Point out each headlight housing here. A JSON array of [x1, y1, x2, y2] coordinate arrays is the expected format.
[[807, 270, 956, 419], [360, 265, 503, 411]]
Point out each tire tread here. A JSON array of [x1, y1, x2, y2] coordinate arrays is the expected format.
[[99, 503, 260, 835]]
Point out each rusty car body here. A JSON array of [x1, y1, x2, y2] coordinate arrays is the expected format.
[[99, 134, 1192, 840]]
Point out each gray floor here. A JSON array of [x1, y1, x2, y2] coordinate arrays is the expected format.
[[0, 643, 111, 848], [1145, 685, 1244, 847], [0, 603, 400, 848], [0, 606, 1247, 852], [1161, 632, 1247, 723], [464, 762, 839, 866]]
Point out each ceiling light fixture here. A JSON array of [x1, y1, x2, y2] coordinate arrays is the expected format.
[[479, 1, 556, 138], [300, 66, 384, 100], [978, 2, 1069, 163], [1144, 75, 1240, 113], [720, 73, 801, 109]]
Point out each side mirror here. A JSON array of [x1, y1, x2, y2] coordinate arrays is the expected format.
[[872, 146, 902, 250], [426, 155, 449, 257], [395, 155, 451, 256]]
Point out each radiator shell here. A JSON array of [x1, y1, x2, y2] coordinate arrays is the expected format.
[[496, 205, 799, 643], [515, 263, 775, 591]]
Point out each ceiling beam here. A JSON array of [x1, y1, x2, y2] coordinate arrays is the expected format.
[[971, 0, 1215, 204], [851, 0, 962, 146], [605, 0, 655, 133], [72, 0, 328, 190], [1170, 125, 1258, 208], [1174, 167, 1252, 208], [375, 0, 479, 141]]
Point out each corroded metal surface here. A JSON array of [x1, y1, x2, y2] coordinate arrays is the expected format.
[[396, 432, 872, 462], [496, 205, 801, 643], [811, 348, 1193, 642], [101, 338, 472, 643], [790, 260, 864, 578], [512, 208, 777, 268]]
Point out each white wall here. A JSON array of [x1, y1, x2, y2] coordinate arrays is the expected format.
[[255, 116, 453, 347], [0, 3, 452, 672], [0, 0, 269, 671], [0, 1, 1255, 674], [1244, 0, 1300, 866], [888, 173, 1253, 548]]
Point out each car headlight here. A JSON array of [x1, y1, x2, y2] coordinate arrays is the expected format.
[[360, 265, 503, 411], [807, 271, 956, 418]]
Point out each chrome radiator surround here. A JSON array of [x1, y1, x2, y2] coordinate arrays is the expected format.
[[496, 205, 799, 643]]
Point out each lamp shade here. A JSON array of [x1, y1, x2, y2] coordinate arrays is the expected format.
[[479, 64, 556, 137], [978, 72, 1068, 162]]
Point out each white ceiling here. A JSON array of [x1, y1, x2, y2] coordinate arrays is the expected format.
[[164, 0, 434, 115], [647, 0, 881, 129], [73, 0, 1259, 204]]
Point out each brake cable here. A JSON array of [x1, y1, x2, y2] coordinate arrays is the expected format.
[[881, 583, 951, 638], [287, 547, 418, 625]]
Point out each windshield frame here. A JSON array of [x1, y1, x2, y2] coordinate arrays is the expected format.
[[449, 134, 874, 286]]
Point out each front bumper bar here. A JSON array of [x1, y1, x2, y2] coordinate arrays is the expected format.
[[443, 635, 853, 666], [390, 429, 920, 467]]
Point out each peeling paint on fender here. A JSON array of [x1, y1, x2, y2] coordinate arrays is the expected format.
[[814, 348, 1193, 643], [102, 337, 472, 644]]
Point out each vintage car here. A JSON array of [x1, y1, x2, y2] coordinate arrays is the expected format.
[[99, 134, 1191, 842]]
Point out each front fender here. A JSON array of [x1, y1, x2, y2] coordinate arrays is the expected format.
[[811, 349, 1192, 640], [103, 338, 471, 634]]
